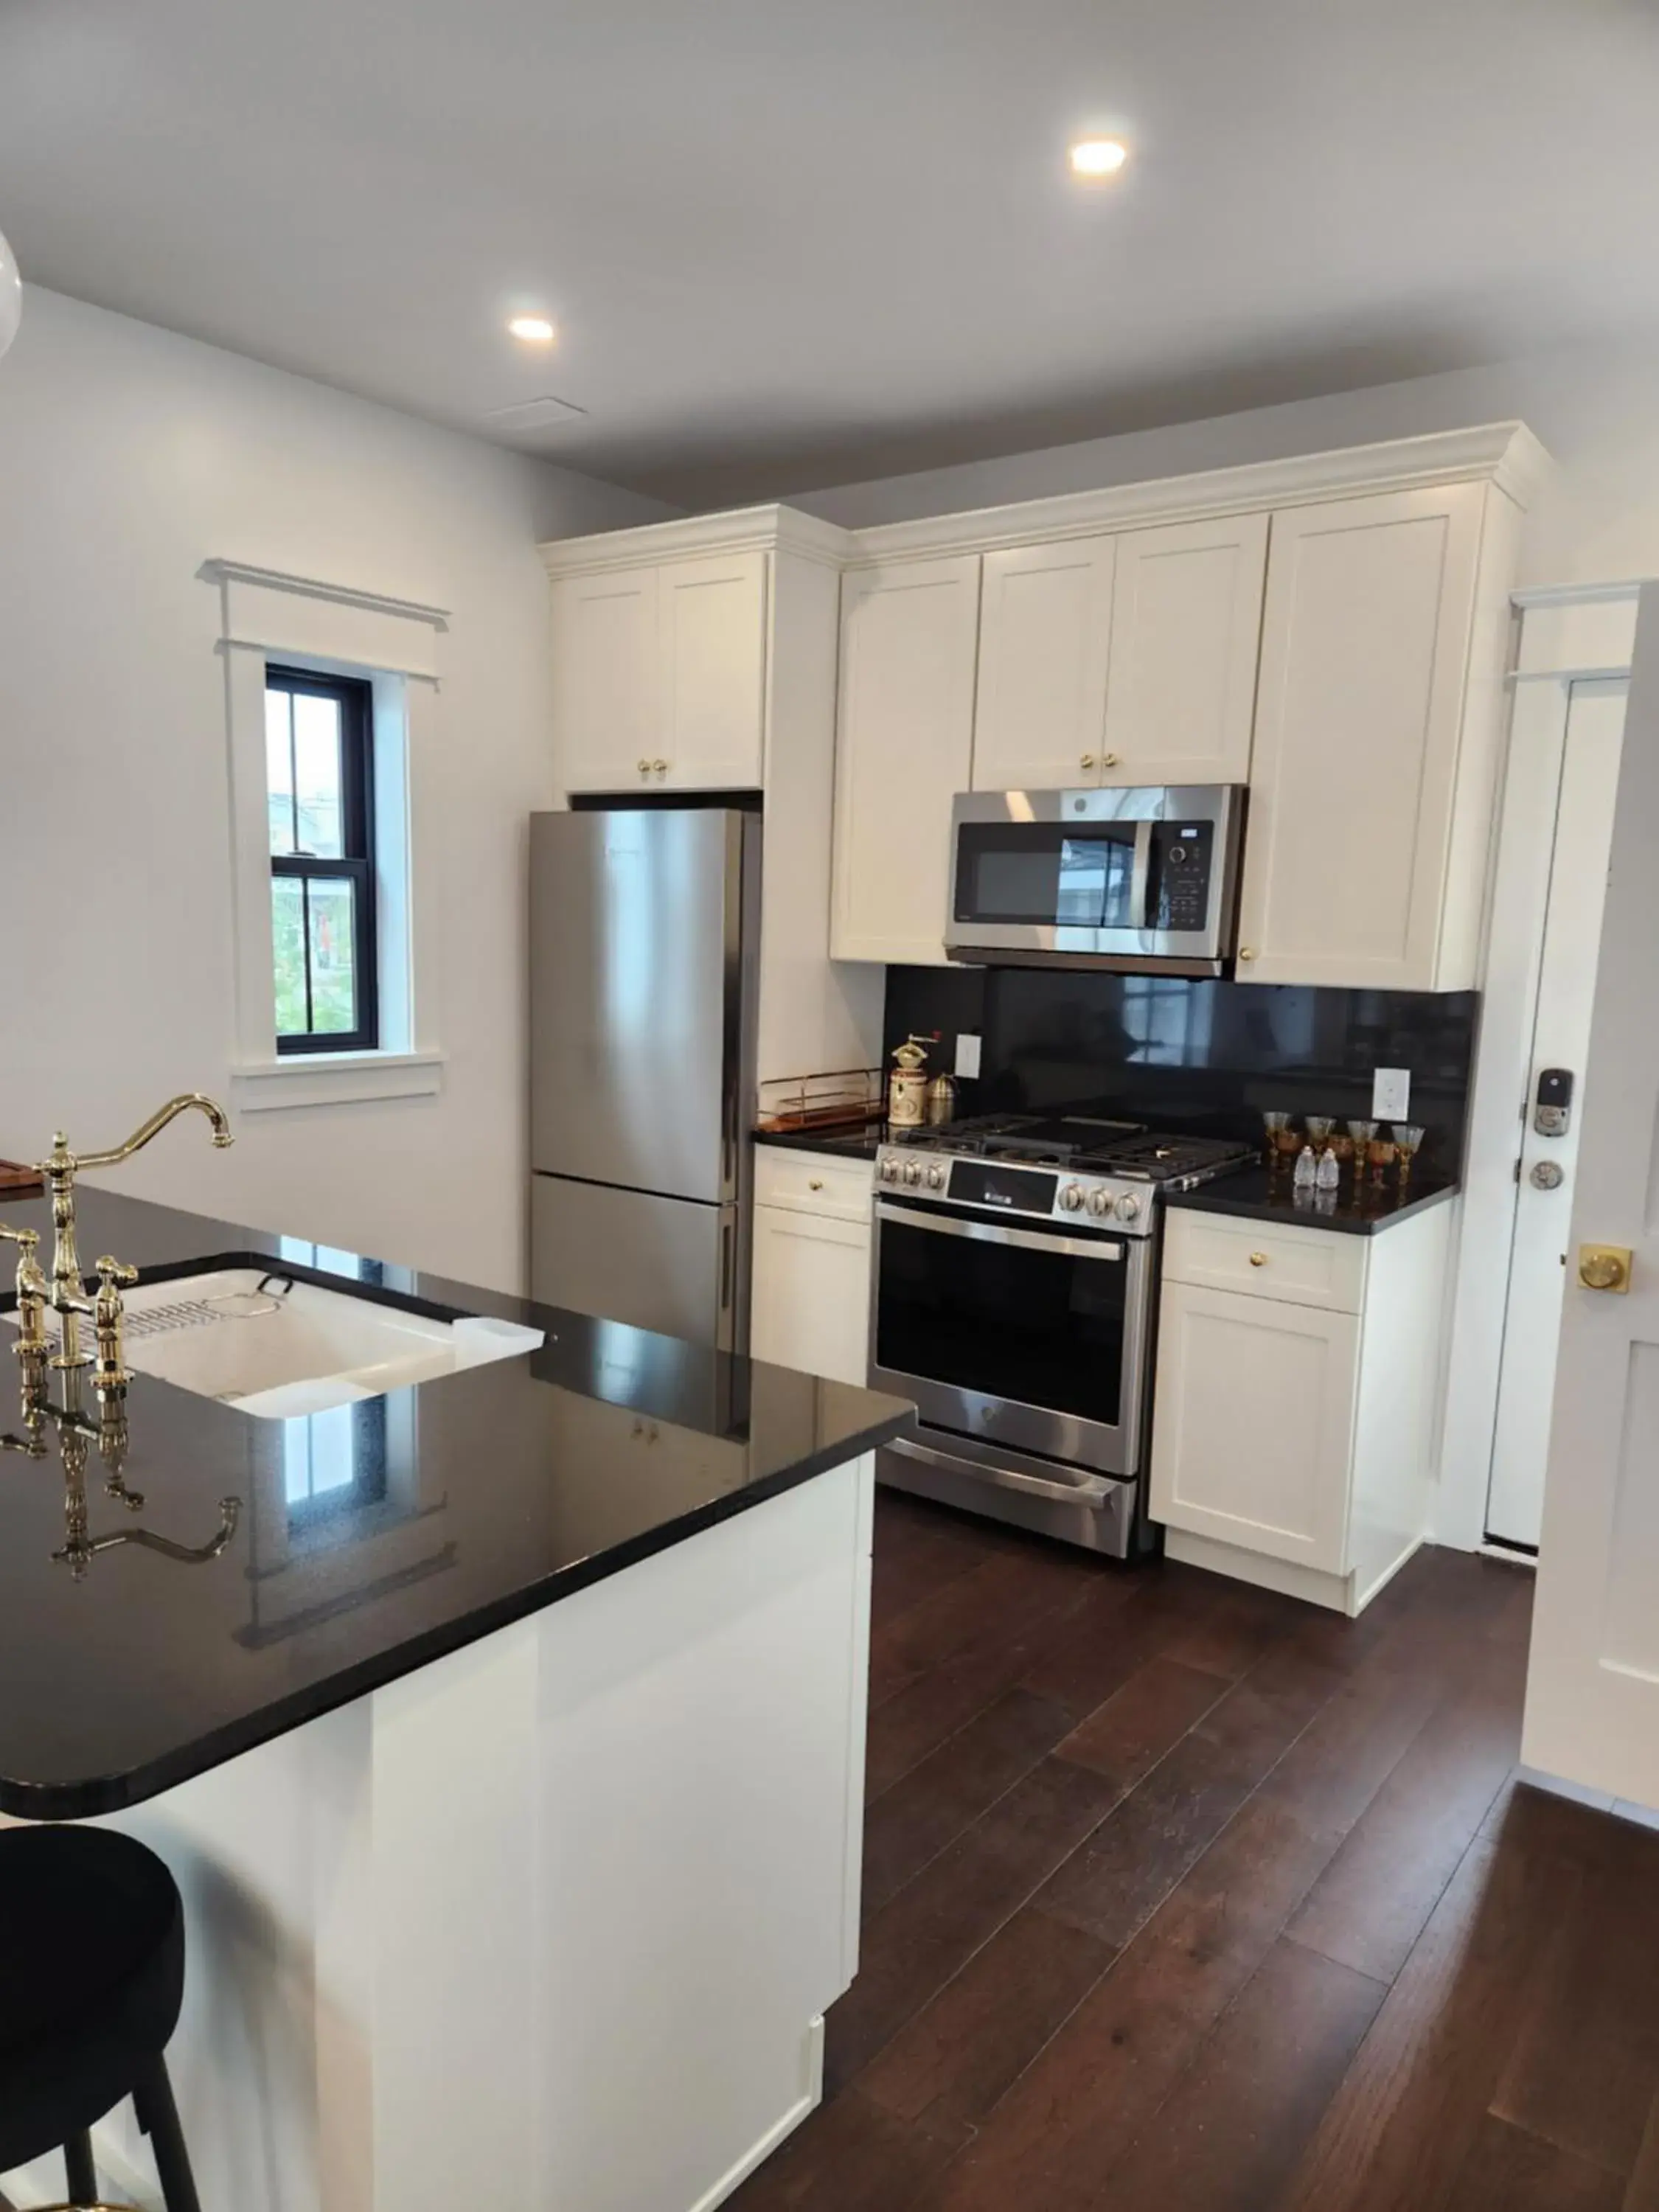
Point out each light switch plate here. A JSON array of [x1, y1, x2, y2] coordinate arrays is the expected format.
[[955, 1032, 982, 1079], [1372, 1066, 1411, 1120]]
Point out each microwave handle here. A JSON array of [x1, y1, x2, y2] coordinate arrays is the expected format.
[[1130, 818, 1155, 931]]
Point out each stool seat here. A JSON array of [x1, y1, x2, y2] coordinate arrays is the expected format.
[[0, 1824, 195, 2208]]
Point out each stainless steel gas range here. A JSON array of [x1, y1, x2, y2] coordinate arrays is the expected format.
[[869, 1113, 1253, 1556]]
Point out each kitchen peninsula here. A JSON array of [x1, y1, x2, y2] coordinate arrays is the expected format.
[[0, 1185, 911, 2212]]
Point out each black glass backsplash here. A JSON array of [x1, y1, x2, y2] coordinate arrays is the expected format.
[[883, 968, 1478, 1178]]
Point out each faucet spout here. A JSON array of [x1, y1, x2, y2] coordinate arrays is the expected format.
[[72, 1092, 234, 1172]]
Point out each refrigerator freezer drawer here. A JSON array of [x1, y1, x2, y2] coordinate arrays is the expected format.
[[530, 1175, 742, 1351]]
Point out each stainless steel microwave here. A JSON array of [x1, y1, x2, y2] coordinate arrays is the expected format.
[[945, 785, 1246, 975]]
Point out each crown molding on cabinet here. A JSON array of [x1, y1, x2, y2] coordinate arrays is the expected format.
[[540, 503, 858, 577], [841, 422, 1551, 566]]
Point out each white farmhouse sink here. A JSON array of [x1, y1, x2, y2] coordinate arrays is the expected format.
[[4, 1267, 544, 1418]]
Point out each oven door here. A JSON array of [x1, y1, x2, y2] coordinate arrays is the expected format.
[[945, 785, 1242, 973], [869, 1196, 1155, 1478]]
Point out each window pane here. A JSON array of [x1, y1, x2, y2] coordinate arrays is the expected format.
[[292, 693, 344, 858], [307, 876, 357, 1035], [271, 876, 308, 1034], [265, 689, 296, 855]]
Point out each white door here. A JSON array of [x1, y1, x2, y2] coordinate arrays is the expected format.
[[1100, 513, 1268, 787], [831, 556, 981, 965], [1150, 1279, 1358, 1575], [750, 1204, 872, 1386], [550, 565, 660, 793], [1236, 484, 1486, 988], [657, 550, 768, 788], [1486, 680, 1627, 1550], [970, 536, 1115, 791], [1524, 588, 1659, 1809]]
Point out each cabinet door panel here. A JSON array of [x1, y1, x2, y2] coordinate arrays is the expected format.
[[1102, 514, 1267, 786], [1237, 485, 1485, 988], [751, 1204, 872, 1387], [658, 551, 768, 788], [551, 566, 659, 794], [972, 537, 1115, 790], [832, 557, 980, 965], [1150, 1280, 1357, 1573]]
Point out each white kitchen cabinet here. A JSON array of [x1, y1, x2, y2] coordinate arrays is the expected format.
[[831, 555, 981, 964], [750, 1147, 874, 1387], [1150, 1201, 1453, 1614], [1236, 481, 1517, 990], [550, 548, 767, 793], [971, 536, 1116, 790], [549, 564, 661, 793], [1101, 512, 1268, 787]]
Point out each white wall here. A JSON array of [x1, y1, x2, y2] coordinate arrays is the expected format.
[[0, 287, 672, 1292], [785, 333, 1659, 591]]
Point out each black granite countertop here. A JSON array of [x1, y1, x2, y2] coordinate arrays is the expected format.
[[1164, 1166, 1458, 1235], [0, 1189, 912, 1819]]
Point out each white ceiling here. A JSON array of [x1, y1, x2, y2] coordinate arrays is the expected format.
[[4, 0, 1659, 506]]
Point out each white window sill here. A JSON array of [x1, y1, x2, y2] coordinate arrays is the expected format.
[[230, 1051, 447, 1112]]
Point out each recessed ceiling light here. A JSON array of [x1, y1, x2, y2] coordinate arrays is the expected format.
[[507, 315, 557, 344], [1068, 139, 1128, 180]]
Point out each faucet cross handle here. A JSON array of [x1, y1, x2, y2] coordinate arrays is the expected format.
[[93, 1255, 139, 1393], [0, 1224, 49, 1354]]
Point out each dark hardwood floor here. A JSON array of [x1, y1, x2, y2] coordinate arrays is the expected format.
[[729, 1483, 1659, 2212]]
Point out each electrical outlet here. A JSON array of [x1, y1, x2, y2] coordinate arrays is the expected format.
[[955, 1032, 982, 1079], [1372, 1067, 1411, 1121]]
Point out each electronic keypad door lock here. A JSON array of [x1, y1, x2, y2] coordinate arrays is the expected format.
[[1534, 1067, 1574, 1138]]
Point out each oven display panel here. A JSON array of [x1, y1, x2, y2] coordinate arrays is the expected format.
[[946, 1162, 1060, 1214]]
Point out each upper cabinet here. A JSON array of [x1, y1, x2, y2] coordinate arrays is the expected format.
[[970, 514, 1268, 794], [1101, 512, 1268, 787], [1237, 482, 1514, 991], [549, 546, 768, 793], [831, 556, 981, 966], [971, 536, 1116, 790]]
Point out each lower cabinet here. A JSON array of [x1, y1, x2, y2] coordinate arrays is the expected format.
[[749, 1147, 874, 1386], [1150, 1203, 1453, 1613]]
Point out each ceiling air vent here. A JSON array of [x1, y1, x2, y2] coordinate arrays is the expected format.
[[483, 394, 589, 435]]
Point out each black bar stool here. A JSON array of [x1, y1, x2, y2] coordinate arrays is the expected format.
[[0, 1823, 201, 2211]]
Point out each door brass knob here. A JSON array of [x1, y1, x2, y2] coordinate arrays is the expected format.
[[1579, 1244, 1632, 1293], [1249, 1252, 1268, 1267]]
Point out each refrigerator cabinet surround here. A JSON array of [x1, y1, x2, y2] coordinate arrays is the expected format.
[[529, 807, 759, 1351]]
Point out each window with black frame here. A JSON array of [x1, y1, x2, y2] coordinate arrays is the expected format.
[[265, 665, 378, 1053]]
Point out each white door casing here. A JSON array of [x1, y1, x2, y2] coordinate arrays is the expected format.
[[1524, 584, 1659, 1812], [1486, 679, 1626, 1550]]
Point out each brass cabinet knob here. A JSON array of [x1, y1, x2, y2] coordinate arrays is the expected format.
[[808, 1177, 824, 1191], [1249, 1251, 1269, 1267], [653, 758, 669, 774], [1579, 1244, 1632, 1293], [1102, 751, 1121, 768], [1079, 754, 1096, 771], [637, 759, 650, 775], [1239, 947, 1256, 961]]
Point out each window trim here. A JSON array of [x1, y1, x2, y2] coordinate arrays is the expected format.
[[266, 664, 380, 1057]]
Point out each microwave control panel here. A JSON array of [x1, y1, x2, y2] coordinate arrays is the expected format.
[[1151, 822, 1214, 933]]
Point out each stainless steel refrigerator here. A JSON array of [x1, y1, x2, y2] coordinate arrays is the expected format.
[[529, 807, 760, 1349]]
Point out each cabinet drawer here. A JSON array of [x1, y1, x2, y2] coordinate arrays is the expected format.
[[1162, 1209, 1368, 1313], [753, 1146, 875, 1222]]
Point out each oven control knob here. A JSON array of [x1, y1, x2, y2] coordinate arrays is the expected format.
[[925, 1164, 946, 1190], [902, 1161, 922, 1186], [878, 1158, 897, 1183], [1115, 1193, 1142, 1221], [1060, 1183, 1084, 1212], [1086, 1189, 1110, 1217]]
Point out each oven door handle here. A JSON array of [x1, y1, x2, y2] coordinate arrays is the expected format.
[[886, 1433, 1117, 1508], [876, 1202, 1124, 1263], [1130, 816, 1155, 932]]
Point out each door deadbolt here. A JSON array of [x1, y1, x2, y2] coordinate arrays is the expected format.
[[1578, 1244, 1632, 1293], [1530, 1160, 1564, 1191]]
